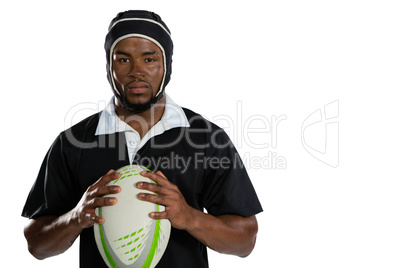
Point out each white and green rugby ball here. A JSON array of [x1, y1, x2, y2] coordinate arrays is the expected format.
[[94, 165, 171, 268]]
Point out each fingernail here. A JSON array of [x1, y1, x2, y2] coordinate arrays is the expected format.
[[138, 193, 145, 199], [137, 182, 143, 187]]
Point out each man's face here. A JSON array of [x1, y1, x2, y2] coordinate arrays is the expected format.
[[112, 37, 164, 109]]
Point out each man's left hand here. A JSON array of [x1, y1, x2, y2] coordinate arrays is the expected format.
[[137, 170, 195, 230]]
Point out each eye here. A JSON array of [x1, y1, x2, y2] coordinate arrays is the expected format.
[[144, 58, 155, 63], [119, 58, 130, 63]]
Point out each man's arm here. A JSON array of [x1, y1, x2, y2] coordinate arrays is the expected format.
[[181, 213, 258, 257], [24, 170, 121, 260], [24, 214, 83, 260], [138, 171, 259, 257]]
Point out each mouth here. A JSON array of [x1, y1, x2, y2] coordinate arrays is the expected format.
[[126, 81, 150, 94]]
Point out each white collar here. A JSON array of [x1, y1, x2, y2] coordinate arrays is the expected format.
[[95, 94, 190, 136]]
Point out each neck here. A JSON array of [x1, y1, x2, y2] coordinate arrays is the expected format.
[[114, 95, 166, 139]]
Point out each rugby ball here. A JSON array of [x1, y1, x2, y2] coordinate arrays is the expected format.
[[94, 165, 171, 268]]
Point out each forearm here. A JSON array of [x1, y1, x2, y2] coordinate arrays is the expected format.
[[185, 210, 258, 257], [24, 210, 83, 260], [23, 171, 121, 260], [137, 171, 259, 257]]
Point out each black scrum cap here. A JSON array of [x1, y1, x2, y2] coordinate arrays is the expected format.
[[105, 10, 174, 106]]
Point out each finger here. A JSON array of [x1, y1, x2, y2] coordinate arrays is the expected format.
[[89, 185, 121, 198], [140, 171, 169, 187], [91, 170, 121, 189], [136, 181, 166, 195], [156, 171, 168, 180], [149, 211, 168, 220], [88, 196, 118, 209], [99, 170, 121, 185], [138, 192, 168, 206], [106, 169, 114, 175], [85, 213, 105, 225], [78, 212, 101, 228]]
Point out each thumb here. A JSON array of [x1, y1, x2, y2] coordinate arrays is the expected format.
[[156, 170, 168, 180]]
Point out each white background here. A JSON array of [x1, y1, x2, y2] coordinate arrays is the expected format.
[[1, 0, 402, 267]]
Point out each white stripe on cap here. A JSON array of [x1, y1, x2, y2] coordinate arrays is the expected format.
[[109, 18, 171, 37]]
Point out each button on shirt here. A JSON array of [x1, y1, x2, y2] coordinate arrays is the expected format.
[[95, 94, 190, 164]]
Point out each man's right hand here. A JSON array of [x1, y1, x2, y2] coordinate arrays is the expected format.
[[24, 169, 121, 260], [73, 169, 122, 228]]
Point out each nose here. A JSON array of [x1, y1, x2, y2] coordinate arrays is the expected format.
[[128, 60, 143, 78]]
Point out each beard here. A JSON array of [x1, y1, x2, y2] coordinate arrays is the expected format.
[[115, 90, 164, 114]]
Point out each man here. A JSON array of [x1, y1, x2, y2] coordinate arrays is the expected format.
[[22, 10, 263, 267]]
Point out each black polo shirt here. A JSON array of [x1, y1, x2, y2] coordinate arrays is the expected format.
[[22, 107, 263, 268]]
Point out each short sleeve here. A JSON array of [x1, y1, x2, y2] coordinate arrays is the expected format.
[[201, 129, 263, 217], [22, 134, 78, 219]]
